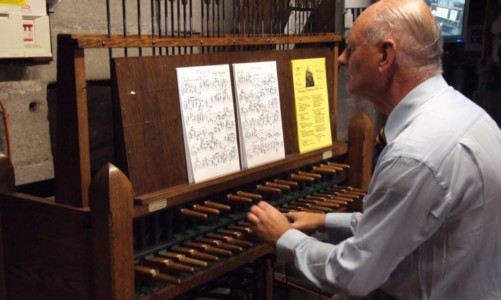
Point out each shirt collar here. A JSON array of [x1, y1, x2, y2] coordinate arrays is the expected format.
[[384, 75, 450, 143]]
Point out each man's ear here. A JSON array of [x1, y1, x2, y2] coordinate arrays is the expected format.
[[379, 39, 396, 71]]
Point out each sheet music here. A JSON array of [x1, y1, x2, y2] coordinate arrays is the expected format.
[[232, 61, 285, 168], [176, 64, 240, 183]]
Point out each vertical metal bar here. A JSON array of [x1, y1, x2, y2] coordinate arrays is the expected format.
[[138, 0, 143, 56], [285, 0, 289, 49], [201, 0, 205, 53], [299, 0, 302, 36], [252, 0, 255, 37], [177, 0, 181, 53], [106, 0, 112, 66], [243, 0, 247, 36], [183, 0, 187, 54], [270, 0, 274, 37], [157, 0, 163, 55], [291, 0, 299, 35], [189, 0, 193, 53], [222, 0, 225, 38], [122, 0, 128, 56], [261, 0, 264, 37], [233, 0, 236, 36], [212, 0, 216, 38], [151, 0, 156, 55], [237, 0, 241, 37], [106, 0, 111, 39], [206, 0, 210, 38], [287, 0, 291, 38], [164, 0, 169, 55], [216, 0, 220, 38], [170, 0, 175, 53]]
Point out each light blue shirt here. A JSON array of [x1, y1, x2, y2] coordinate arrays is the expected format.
[[276, 75, 501, 299]]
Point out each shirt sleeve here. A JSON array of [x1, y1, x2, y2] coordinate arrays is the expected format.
[[276, 156, 452, 296], [319, 212, 361, 244]]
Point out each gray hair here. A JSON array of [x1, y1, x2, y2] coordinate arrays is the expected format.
[[365, 0, 443, 76]]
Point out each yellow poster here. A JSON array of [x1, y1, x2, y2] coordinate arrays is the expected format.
[[0, 0, 26, 6], [291, 57, 332, 153]]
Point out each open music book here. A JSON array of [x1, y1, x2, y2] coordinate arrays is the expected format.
[[176, 64, 241, 183], [232, 61, 286, 168]]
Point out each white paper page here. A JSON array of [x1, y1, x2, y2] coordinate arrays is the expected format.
[[176, 64, 240, 183], [232, 61, 285, 168]]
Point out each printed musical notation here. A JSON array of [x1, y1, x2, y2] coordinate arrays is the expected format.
[[176, 64, 241, 183], [291, 58, 332, 153], [232, 61, 285, 168]]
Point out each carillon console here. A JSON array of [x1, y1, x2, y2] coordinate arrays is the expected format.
[[0, 1, 374, 299]]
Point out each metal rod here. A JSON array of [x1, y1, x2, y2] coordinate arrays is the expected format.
[[217, 0, 220, 38], [164, 0, 169, 54], [177, 0, 181, 53], [183, 0, 187, 53], [261, 0, 264, 37], [151, 0, 156, 55], [122, 0, 128, 56], [106, 0, 111, 38], [190, 0, 193, 53], [201, 0, 205, 53], [138, 0, 143, 55], [106, 0, 112, 69], [233, 0, 236, 36], [222, 0, 225, 37], [170, 0, 175, 53], [157, 0, 162, 55]]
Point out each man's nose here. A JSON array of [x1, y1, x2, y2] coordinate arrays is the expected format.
[[338, 50, 347, 68]]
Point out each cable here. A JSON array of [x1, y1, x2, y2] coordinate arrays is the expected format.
[[0, 97, 12, 163]]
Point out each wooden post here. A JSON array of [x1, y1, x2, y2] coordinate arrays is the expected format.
[[55, 34, 92, 208], [348, 111, 374, 191], [0, 152, 14, 300], [89, 163, 135, 299]]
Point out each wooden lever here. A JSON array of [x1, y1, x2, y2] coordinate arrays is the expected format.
[[227, 194, 253, 203], [173, 246, 219, 262], [158, 252, 208, 268], [144, 257, 195, 273], [209, 233, 253, 247], [236, 191, 263, 201], [193, 204, 220, 215], [197, 237, 244, 252], [298, 171, 322, 179], [181, 208, 208, 220], [186, 242, 233, 256], [134, 265, 181, 284], [265, 181, 291, 192], [204, 201, 231, 211]]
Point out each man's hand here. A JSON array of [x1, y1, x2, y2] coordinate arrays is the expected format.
[[287, 211, 327, 234], [247, 201, 292, 244]]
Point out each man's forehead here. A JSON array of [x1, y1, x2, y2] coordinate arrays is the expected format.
[[346, 25, 362, 46]]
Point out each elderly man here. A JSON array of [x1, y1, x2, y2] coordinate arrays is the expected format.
[[247, 0, 501, 299]]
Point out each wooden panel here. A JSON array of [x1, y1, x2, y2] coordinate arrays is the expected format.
[[0, 194, 93, 299], [113, 47, 336, 197]]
